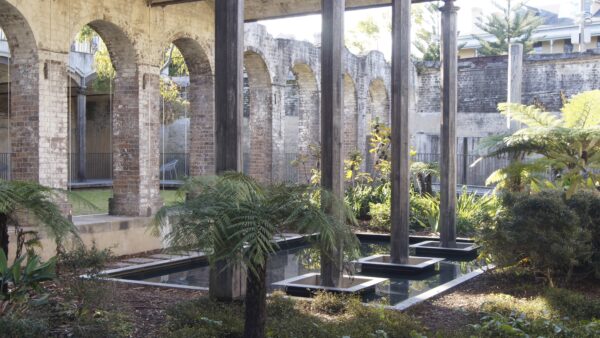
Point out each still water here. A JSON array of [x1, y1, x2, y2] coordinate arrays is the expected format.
[[127, 241, 482, 306]]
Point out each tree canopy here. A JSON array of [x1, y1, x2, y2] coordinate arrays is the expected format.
[[474, 0, 543, 56]]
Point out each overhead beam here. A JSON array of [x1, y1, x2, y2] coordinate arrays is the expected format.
[[149, 0, 436, 22]]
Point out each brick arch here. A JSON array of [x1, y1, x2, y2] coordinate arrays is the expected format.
[[244, 51, 272, 182], [0, 0, 42, 183], [290, 63, 319, 183], [75, 21, 160, 216], [343, 74, 358, 157], [171, 37, 215, 177]]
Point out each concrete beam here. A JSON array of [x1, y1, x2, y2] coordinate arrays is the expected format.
[[390, 0, 411, 264], [439, 0, 458, 248], [149, 0, 436, 21]]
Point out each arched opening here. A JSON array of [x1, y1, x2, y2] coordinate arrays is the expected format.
[[68, 21, 160, 217], [0, 1, 40, 183], [343, 74, 358, 157], [171, 37, 214, 178], [290, 63, 319, 184], [366, 78, 390, 174], [243, 51, 273, 183]]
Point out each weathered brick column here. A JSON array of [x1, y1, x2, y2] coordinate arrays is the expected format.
[[270, 83, 286, 182], [10, 51, 70, 192], [343, 75, 358, 157], [109, 65, 162, 217], [188, 72, 215, 177], [247, 86, 273, 183]]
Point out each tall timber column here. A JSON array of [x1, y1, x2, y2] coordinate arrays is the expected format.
[[320, 0, 345, 287], [211, 0, 246, 301], [390, 0, 411, 264], [439, 0, 459, 248]]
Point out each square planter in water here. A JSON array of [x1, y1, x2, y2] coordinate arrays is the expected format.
[[355, 255, 444, 276], [272, 273, 387, 298], [411, 240, 479, 259]]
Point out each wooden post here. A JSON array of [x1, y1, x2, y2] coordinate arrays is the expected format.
[[211, 0, 246, 301], [320, 0, 345, 287], [508, 43, 523, 130], [390, 0, 411, 265], [462, 137, 468, 185], [439, 0, 459, 248], [214, 0, 243, 173], [77, 88, 87, 181]]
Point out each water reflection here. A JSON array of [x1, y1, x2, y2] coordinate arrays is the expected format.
[[134, 242, 482, 306]]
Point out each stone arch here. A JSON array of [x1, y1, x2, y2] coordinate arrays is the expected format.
[[171, 37, 214, 177], [0, 1, 42, 183], [291, 63, 319, 183], [343, 74, 358, 157], [76, 20, 160, 216], [244, 50, 273, 183]]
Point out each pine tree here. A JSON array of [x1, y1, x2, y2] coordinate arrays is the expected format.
[[474, 0, 543, 56]]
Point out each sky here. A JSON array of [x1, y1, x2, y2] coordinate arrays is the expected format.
[[258, 0, 581, 57]]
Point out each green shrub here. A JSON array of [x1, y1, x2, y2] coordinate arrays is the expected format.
[[369, 201, 391, 230], [311, 291, 359, 315], [543, 288, 600, 320], [479, 190, 596, 284], [59, 242, 113, 276], [0, 251, 56, 303], [164, 295, 425, 338], [0, 316, 48, 338], [471, 312, 600, 338]]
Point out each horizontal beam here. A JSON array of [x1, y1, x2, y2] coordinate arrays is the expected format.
[[149, 0, 437, 22]]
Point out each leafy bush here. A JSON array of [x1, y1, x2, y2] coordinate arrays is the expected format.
[[0, 251, 56, 303], [479, 190, 599, 284], [543, 288, 600, 320], [0, 316, 48, 338], [311, 291, 359, 315], [471, 312, 600, 338], [59, 242, 113, 276]]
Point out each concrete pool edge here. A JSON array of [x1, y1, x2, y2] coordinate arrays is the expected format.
[[384, 264, 495, 311]]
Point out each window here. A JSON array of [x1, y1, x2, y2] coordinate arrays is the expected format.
[[564, 39, 574, 53], [533, 41, 543, 54]]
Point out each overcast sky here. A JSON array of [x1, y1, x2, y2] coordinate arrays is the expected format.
[[259, 0, 581, 45]]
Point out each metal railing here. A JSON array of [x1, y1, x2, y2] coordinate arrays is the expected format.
[[0, 153, 10, 181], [413, 153, 511, 187], [284, 153, 299, 183]]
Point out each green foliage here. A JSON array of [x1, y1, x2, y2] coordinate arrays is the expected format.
[[59, 242, 113, 276], [479, 190, 600, 285], [163, 45, 189, 77], [413, 2, 442, 61], [0, 316, 48, 338], [311, 291, 359, 315], [479, 90, 600, 196], [0, 251, 55, 305], [92, 41, 116, 93], [471, 311, 600, 338], [154, 173, 358, 279], [0, 180, 77, 252], [164, 293, 425, 338], [474, 0, 543, 56]]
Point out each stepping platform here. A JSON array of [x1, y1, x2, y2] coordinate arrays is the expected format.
[[273, 273, 386, 297], [411, 241, 479, 259], [355, 255, 444, 276]]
